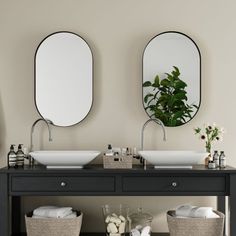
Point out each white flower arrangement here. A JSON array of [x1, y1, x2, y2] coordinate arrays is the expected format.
[[194, 123, 225, 153]]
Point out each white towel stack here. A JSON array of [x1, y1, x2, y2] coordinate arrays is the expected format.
[[175, 205, 220, 218], [32, 206, 77, 219]]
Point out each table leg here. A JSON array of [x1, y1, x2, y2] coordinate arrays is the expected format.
[[12, 196, 21, 234], [217, 196, 226, 235], [217, 196, 226, 213], [0, 173, 9, 236], [229, 174, 236, 236]]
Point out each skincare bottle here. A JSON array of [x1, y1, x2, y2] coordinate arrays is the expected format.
[[16, 144, 24, 167], [132, 147, 138, 158], [126, 147, 131, 155], [23, 147, 30, 165], [219, 151, 226, 168], [113, 147, 121, 155], [213, 150, 220, 167], [121, 148, 126, 156], [132, 147, 140, 160], [105, 144, 114, 156], [8, 145, 16, 168]]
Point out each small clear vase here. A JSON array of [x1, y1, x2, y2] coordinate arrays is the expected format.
[[128, 207, 153, 236], [102, 204, 130, 236], [205, 145, 211, 166]]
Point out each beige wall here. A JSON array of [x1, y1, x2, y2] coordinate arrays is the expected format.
[[0, 0, 235, 232]]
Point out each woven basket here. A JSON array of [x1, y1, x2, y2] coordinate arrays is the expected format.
[[25, 211, 83, 236], [167, 210, 224, 236], [103, 155, 132, 169]]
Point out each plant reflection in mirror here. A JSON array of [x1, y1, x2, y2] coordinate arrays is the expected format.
[[143, 66, 198, 127]]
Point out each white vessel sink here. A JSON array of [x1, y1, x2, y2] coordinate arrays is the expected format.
[[29, 150, 101, 169], [138, 150, 209, 169]]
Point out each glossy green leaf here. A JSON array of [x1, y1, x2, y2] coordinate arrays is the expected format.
[[152, 75, 160, 87], [175, 80, 187, 89], [160, 79, 170, 87], [173, 66, 180, 76], [143, 81, 152, 87], [174, 92, 187, 101], [144, 93, 154, 103]]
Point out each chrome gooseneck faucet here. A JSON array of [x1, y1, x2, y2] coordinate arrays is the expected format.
[[29, 118, 53, 165], [141, 118, 166, 151], [141, 118, 166, 169]]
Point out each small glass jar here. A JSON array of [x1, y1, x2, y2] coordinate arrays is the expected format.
[[208, 160, 216, 169], [128, 208, 153, 236], [102, 204, 129, 236]]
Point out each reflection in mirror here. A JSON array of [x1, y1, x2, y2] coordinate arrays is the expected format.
[[143, 31, 201, 127], [35, 31, 93, 127]]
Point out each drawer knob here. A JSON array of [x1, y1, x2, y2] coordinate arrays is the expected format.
[[61, 182, 67, 187], [172, 182, 178, 187]]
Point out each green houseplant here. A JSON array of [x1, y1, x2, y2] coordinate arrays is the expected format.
[[143, 66, 198, 127]]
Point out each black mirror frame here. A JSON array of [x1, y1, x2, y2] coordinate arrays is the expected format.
[[142, 31, 201, 127], [34, 31, 94, 127]]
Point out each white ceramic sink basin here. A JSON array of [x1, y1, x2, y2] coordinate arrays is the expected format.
[[29, 150, 101, 168], [138, 150, 209, 169]]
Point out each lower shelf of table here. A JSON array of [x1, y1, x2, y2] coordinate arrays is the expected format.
[[13, 234, 229, 236], [12, 233, 170, 236], [12, 233, 228, 236], [81, 233, 169, 236]]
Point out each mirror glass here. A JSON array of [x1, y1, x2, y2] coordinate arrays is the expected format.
[[143, 31, 201, 127], [35, 31, 93, 127]]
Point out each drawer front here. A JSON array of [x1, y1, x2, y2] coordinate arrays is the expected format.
[[11, 176, 115, 192], [122, 176, 225, 192]]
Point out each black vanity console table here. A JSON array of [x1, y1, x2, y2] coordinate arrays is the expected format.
[[1, 165, 236, 236]]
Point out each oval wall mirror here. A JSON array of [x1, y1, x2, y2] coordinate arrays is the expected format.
[[35, 31, 93, 127], [143, 31, 201, 127]]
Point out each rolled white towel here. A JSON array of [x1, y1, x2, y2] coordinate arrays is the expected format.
[[32, 215, 47, 219], [64, 212, 77, 219], [176, 205, 196, 217], [175, 205, 220, 219], [190, 207, 219, 218], [175, 215, 188, 218], [32, 211, 77, 219], [34, 206, 58, 210], [208, 211, 220, 218], [32, 206, 58, 218], [33, 206, 73, 218]]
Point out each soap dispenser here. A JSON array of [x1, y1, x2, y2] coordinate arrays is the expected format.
[[16, 144, 24, 167], [8, 144, 16, 168]]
